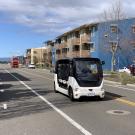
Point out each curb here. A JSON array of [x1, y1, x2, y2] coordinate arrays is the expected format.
[[104, 80, 121, 85], [127, 84, 135, 87], [104, 79, 135, 87]]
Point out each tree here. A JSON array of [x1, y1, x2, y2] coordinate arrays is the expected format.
[[102, 0, 125, 22]]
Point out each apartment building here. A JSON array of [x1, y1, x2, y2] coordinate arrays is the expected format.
[[90, 18, 135, 70], [44, 40, 54, 68], [55, 24, 96, 60], [46, 18, 135, 70], [26, 47, 46, 65]]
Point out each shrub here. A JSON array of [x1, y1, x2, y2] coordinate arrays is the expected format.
[[119, 72, 135, 85]]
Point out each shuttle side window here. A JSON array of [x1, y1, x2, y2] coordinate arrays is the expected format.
[[57, 62, 70, 88], [58, 64, 70, 79]]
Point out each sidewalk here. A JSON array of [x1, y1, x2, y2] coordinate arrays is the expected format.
[[104, 79, 135, 88]]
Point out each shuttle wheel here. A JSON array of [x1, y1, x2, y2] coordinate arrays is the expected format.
[[68, 87, 75, 101], [54, 82, 58, 93]]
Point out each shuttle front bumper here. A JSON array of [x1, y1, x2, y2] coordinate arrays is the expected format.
[[73, 87, 105, 99]]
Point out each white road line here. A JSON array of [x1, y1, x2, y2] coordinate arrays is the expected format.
[[0, 82, 3, 85], [104, 84, 135, 92], [0, 89, 4, 92], [5, 70, 92, 135], [3, 104, 7, 110]]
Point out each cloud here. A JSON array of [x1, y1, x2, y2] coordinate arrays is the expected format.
[[0, 0, 135, 36]]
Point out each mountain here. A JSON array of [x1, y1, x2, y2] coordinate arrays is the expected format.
[[0, 57, 10, 62]]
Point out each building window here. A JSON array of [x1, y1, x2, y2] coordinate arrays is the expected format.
[[56, 49, 61, 54], [89, 43, 95, 52], [33, 51, 37, 54], [75, 31, 80, 38], [110, 24, 118, 33], [132, 25, 135, 33], [82, 43, 90, 50], [62, 48, 69, 53], [56, 38, 61, 44], [72, 45, 80, 51], [130, 41, 135, 49]]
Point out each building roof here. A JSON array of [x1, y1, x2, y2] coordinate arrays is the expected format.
[[56, 23, 98, 39]]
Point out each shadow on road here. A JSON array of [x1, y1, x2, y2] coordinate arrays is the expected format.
[[0, 84, 12, 90], [0, 72, 30, 82], [0, 87, 54, 120], [105, 91, 123, 99], [0, 84, 124, 121]]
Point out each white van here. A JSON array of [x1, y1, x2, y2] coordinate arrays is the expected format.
[[54, 58, 105, 101]]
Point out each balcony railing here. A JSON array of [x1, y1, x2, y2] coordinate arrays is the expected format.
[[80, 35, 90, 44], [67, 38, 80, 45], [71, 51, 80, 57], [81, 50, 90, 57]]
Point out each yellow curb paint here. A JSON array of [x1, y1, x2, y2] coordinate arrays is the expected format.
[[116, 98, 135, 107]]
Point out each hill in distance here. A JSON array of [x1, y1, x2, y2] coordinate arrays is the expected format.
[[0, 57, 10, 63]]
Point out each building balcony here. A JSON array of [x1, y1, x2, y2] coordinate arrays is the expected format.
[[71, 51, 80, 57], [81, 50, 90, 57], [80, 34, 90, 44], [68, 38, 80, 45], [55, 42, 67, 50], [61, 42, 67, 48]]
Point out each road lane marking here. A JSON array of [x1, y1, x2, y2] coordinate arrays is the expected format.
[[3, 104, 7, 110], [6, 70, 92, 135], [107, 95, 135, 107], [0, 82, 3, 85], [116, 98, 135, 107], [0, 89, 4, 92], [15, 69, 135, 107], [0, 104, 7, 110]]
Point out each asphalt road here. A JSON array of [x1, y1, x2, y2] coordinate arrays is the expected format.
[[0, 64, 135, 135]]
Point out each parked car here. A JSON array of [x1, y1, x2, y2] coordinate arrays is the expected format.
[[28, 64, 36, 69], [129, 64, 135, 76], [118, 67, 131, 74]]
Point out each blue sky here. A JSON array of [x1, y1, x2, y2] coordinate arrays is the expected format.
[[0, 21, 55, 57], [0, 0, 135, 58]]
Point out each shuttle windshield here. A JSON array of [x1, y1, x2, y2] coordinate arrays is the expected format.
[[74, 59, 103, 87]]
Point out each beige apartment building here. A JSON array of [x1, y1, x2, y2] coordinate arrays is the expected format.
[[55, 24, 96, 60], [26, 47, 47, 65], [42, 23, 97, 67]]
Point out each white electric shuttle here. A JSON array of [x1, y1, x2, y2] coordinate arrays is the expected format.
[[54, 58, 105, 101]]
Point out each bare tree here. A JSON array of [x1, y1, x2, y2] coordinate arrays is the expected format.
[[119, 38, 135, 66]]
